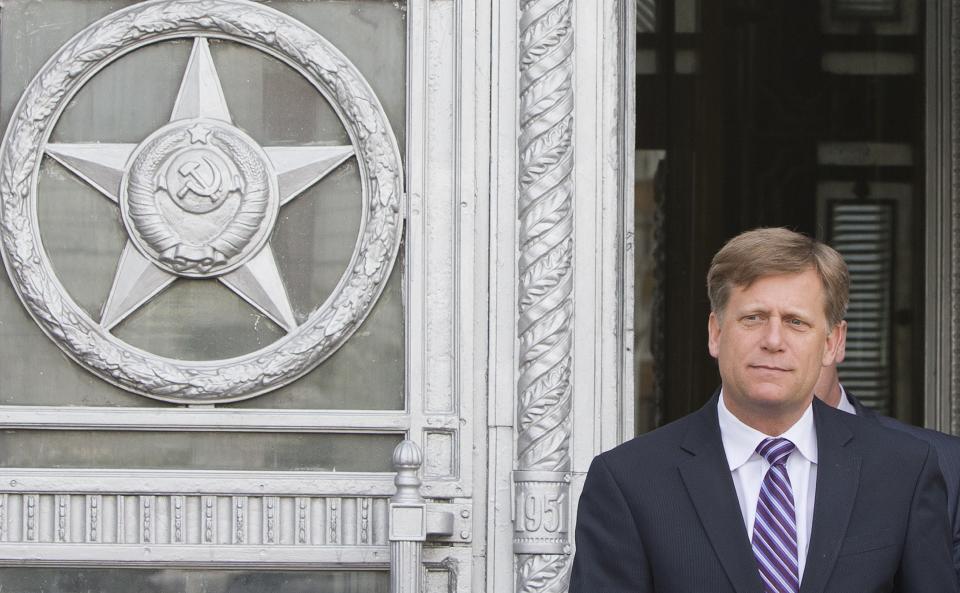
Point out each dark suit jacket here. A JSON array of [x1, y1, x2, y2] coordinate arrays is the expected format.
[[569, 395, 957, 593], [847, 390, 960, 583]]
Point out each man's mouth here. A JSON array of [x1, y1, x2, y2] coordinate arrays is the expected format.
[[749, 364, 791, 372]]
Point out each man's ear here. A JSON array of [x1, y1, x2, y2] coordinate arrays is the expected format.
[[835, 320, 847, 364], [822, 320, 845, 366], [708, 312, 720, 359]]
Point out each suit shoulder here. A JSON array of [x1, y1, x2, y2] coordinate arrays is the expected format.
[[877, 415, 960, 448], [596, 412, 698, 471], [876, 416, 960, 472], [833, 406, 934, 461]]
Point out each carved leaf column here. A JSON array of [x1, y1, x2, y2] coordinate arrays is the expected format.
[[514, 0, 575, 592]]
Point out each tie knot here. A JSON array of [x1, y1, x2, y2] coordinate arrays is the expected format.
[[757, 437, 795, 466]]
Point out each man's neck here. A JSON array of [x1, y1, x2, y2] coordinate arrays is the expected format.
[[819, 381, 844, 408], [720, 392, 814, 437]]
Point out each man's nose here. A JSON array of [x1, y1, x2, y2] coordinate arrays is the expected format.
[[760, 319, 784, 350]]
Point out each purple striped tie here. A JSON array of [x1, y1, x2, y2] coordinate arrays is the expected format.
[[752, 437, 799, 593]]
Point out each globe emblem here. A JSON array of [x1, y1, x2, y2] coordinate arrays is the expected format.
[[121, 119, 277, 278]]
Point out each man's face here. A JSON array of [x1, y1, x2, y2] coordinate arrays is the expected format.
[[708, 268, 841, 431]]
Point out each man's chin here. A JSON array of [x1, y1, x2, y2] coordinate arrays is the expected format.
[[744, 385, 807, 408]]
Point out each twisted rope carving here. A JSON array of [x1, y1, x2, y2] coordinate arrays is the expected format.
[[518, 0, 574, 477], [516, 0, 574, 591]]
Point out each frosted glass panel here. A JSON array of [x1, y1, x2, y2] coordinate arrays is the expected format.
[[0, 430, 401, 471], [0, 568, 388, 593], [0, 1, 406, 143], [0, 0, 405, 409]]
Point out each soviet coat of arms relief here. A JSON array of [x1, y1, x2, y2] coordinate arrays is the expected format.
[[0, 0, 404, 403]]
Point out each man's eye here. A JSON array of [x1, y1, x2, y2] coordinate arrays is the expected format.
[[788, 318, 805, 326]]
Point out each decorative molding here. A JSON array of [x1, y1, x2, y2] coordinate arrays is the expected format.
[[0, 492, 389, 548], [297, 496, 309, 544], [172, 496, 185, 544], [86, 495, 100, 543], [0, 468, 396, 496], [0, 406, 413, 432], [360, 496, 371, 544], [56, 495, 69, 543], [0, 544, 390, 567], [23, 495, 38, 542], [206, 496, 219, 544], [515, 0, 575, 591], [234, 496, 247, 544], [0, 0, 404, 403], [329, 498, 340, 544], [141, 496, 155, 544]]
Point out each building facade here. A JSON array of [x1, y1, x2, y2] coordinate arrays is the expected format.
[[0, 1, 955, 592]]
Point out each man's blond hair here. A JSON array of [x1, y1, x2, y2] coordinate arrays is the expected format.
[[707, 227, 849, 327]]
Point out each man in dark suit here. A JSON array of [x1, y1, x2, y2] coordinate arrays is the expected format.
[[570, 228, 956, 593], [812, 320, 960, 583]]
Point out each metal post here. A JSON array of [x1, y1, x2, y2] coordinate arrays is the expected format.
[[390, 440, 426, 593]]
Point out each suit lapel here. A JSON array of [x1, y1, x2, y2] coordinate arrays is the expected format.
[[679, 397, 764, 593], [798, 399, 861, 593]]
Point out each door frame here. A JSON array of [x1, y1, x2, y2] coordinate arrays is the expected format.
[[924, 0, 960, 435]]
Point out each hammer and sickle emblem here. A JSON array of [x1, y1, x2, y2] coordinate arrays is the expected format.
[[177, 157, 223, 201]]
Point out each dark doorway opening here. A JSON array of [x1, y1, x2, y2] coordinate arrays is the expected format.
[[633, 0, 926, 429]]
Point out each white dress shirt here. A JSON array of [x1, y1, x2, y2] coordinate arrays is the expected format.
[[836, 384, 856, 414], [717, 392, 818, 581]]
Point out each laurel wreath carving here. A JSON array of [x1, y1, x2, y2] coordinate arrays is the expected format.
[[0, 0, 403, 402], [518, 554, 570, 593]]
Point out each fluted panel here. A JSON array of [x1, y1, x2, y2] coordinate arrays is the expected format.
[[951, 0, 960, 436], [516, 0, 574, 591], [0, 494, 389, 546], [390, 540, 423, 593]]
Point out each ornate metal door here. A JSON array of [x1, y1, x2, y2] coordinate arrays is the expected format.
[[0, 1, 477, 591]]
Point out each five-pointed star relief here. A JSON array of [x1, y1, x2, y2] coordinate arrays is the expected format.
[[44, 38, 354, 333]]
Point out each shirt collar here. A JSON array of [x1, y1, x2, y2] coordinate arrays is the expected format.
[[836, 383, 857, 415], [717, 389, 818, 471]]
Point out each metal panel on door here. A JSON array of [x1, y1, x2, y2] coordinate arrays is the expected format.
[[0, 1, 480, 590]]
